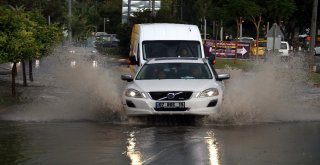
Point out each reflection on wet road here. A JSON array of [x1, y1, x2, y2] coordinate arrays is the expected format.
[[1, 122, 320, 165]]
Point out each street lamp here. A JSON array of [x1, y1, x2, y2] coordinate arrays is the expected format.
[[240, 18, 244, 41]]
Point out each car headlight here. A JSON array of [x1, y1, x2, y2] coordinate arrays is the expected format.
[[125, 88, 146, 98], [197, 88, 219, 97]]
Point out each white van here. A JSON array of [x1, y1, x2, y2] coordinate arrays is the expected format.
[[129, 23, 205, 66], [279, 41, 290, 56]]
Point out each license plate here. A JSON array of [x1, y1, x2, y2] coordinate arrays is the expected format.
[[155, 102, 185, 108]]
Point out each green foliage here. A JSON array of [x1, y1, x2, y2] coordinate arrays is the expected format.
[[0, 0, 311, 50], [310, 72, 320, 84], [0, 6, 62, 64], [0, 7, 35, 63], [266, 0, 297, 23]]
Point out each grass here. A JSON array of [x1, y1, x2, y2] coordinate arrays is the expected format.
[[214, 57, 320, 84], [310, 72, 320, 84], [214, 58, 254, 71]]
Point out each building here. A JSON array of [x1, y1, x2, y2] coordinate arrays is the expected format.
[[122, 0, 161, 24]]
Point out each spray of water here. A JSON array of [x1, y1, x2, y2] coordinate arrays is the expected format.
[[208, 54, 320, 124], [2, 47, 319, 125], [1, 46, 129, 122]]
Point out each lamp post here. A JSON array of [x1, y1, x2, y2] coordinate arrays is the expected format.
[[239, 17, 243, 41], [104, 18, 109, 33]]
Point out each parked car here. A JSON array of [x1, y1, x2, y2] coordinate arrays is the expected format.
[[279, 41, 290, 56], [121, 57, 230, 117], [236, 37, 255, 43], [315, 46, 320, 56], [94, 33, 119, 47]]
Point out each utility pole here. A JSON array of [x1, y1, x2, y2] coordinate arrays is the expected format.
[[152, 0, 155, 17], [68, 0, 72, 42], [239, 17, 243, 41], [95, 0, 98, 32], [204, 17, 206, 40], [180, 0, 183, 20], [310, 0, 318, 71], [273, 23, 277, 54], [212, 21, 215, 39], [220, 21, 223, 41]]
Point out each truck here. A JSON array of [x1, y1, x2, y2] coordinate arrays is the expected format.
[[128, 23, 206, 66]]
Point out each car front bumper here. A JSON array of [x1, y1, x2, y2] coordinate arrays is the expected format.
[[123, 96, 222, 116]]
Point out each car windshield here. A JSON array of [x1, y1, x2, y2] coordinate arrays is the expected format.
[[136, 63, 213, 80], [281, 43, 287, 49], [142, 41, 201, 59]]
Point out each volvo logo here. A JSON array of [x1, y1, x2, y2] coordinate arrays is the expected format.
[[167, 93, 175, 99]]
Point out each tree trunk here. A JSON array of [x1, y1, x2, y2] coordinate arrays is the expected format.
[[11, 62, 16, 96], [29, 59, 33, 81], [236, 19, 240, 38], [22, 61, 27, 87]]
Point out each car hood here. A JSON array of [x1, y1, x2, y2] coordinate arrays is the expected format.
[[127, 79, 220, 92]]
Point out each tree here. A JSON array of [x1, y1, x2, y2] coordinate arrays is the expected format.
[[246, 1, 265, 55], [0, 7, 36, 94], [29, 10, 63, 82], [224, 0, 256, 38], [0, 6, 62, 95], [265, 0, 296, 25], [265, 0, 297, 41]]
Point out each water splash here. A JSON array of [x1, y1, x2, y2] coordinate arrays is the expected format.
[[1, 46, 129, 122], [208, 54, 320, 125], [2, 48, 319, 125]]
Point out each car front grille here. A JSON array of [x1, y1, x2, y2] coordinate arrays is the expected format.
[[149, 91, 193, 101]]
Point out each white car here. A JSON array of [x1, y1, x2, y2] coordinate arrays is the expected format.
[[279, 41, 290, 56], [315, 46, 320, 56], [121, 58, 230, 116]]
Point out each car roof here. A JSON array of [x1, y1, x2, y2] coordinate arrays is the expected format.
[[146, 57, 206, 64]]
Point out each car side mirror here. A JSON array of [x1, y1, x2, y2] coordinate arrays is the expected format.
[[217, 73, 230, 81], [121, 74, 133, 82]]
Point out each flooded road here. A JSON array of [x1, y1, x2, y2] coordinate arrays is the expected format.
[[1, 122, 320, 165], [1, 46, 320, 164]]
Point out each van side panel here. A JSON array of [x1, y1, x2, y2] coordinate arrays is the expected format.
[[130, 24, 139, 58]]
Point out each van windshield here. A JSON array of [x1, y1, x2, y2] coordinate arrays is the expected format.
[[281, 43, 287, 49], [142, 41, 201, 59]]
